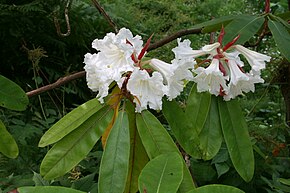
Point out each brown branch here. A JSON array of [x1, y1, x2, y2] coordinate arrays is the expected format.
[[91, 0, 118, 33], [26, 28, 203, 97], [148, 28, 202, 51], [26, 71, 86, 98]]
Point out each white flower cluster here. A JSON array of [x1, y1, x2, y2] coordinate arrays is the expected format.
[[84, 28, 195, 112], [173, 38, 271, 100]]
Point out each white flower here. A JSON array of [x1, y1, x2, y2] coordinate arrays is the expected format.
[[84, 53, 114, 103], [172, 38, 220, 59], [127, 68, 167, 112], [234, 45, 271, 71], [149, 58, 194, 100], [90, 28, 143, 81], [193, 58, 228, 96]]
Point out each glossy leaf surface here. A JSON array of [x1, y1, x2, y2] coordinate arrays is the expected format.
[[136, 110, 195, 192], [138, 152, 183, 193], [0, 75, 29, 111], [39, 98, 102, 147], [218, 98, 254, 182], [40, 106, 113, 180], [125, 102, 149, 193], [223, 15, 264, 45], [98, 110, 130, 193], [268, 19, 290, 61], [0, 120, 19, 158], [186, 184, 245, 193]]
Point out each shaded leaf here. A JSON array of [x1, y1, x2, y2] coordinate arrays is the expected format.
[[136, 110, 195, 192], [0, 119, 19, 158], [32, 171, 49, 186], [138, 152, 183, 193], [223, 15, 265, 45], [218, 98, 254, 182], [196, 96, 222, 160], [40, 106, 113, 180], [98, 110, 130, 193], [39, 98, 102, 147], [18, 186, 85, 193], [186, 184, 245, 193], [0, 75, 29, 111], [125, 102, 149, 193], [268, 19, 290, 61], [192, 15, 237, 33]]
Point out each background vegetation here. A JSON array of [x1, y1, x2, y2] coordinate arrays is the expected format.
[[0, 0, 289, 192]]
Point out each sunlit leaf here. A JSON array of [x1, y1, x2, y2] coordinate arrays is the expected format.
[[223, 15, 265, 45], [218, 98, 254, 182], [18, 186, 85, 193], [125, 102, 149, 193], [136, 110, 195, 192], [39, 98, 102, 147], [185, 184, 245, 193], [98, 110, 130, 193], [40, 106, 113, 180], [268, 19, 290, 61], [0, 119, 19, 158], [138, 152, 183, 193], [0, 75, 29, 111]]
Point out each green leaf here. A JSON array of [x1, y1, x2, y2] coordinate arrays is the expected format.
[[18, 186, 86, 193], [39, 98, 102, 147], [40, 106, 113, 180], [218, 98, 254, 182], [186, 85, 211, 135], [0, 75, 29, 111], [223, 15, 265, 45], [72, 173, 96, 192], [186, 184, 245, 193], [268, 19, 290, 61], [138, 152, 183, 193], [125, 102, 149, 193], [98, 110, 130, 193], [215, 163, 230, 178], [32, 172, 50, 186], [192, 15, 237, 33], [163, 85, 213, 160], [196, 96, 222, 160], [280, 178, 290, 186], [136, 110, 195, 192], [0, 119, 19, 158]]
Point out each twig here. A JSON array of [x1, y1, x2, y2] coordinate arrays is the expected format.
[[26, 71, 86, 97], [148, 28, 202, 51], [54, 0, 71, 37], [91, 0, 118, 33], [26, 28, 202, 97]]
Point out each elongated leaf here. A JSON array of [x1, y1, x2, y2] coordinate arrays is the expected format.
[[186, 84, 211, 135], [136, 110, 195, 192], [268, 19, 290, 61], [98, 110, 130, 193], [18, 186, 85, 193], [40, 106, 113, 180], [186, 184, 245, 193], [218, 98, 254, 182], [138, 152, 183, 193], [223, 15, 265, 45], [163, 85, 212, 160], [192, 15, 237, 33], [125, 102, 149, 193], [32, 172, 49, 186], [195, 96, 222, 160], [0, 75, 28, 111], [0, 119, 19, 158], [39, 98, 102, 147]]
